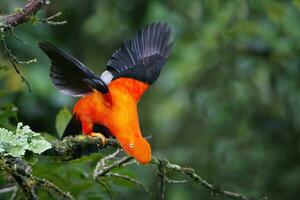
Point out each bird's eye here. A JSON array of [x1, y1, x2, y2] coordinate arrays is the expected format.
[[129, 143, 134, 149]]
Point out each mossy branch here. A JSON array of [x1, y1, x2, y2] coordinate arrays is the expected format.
[[42, 136, 118, 161], [0, 135, 115, 200], [0, 0, 47, 31], [0, 135, 266, 200], [0, 0, 65, 92], [1, 156, 74, 200], [0, 0, 48, 92]]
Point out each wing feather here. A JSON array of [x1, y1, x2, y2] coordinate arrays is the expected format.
[[39, 41, 108, 96], [106, 22, 173, 84]]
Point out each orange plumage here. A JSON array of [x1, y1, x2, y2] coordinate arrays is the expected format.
[[39, 22, 172, 165], [73, 78, 151, 164]]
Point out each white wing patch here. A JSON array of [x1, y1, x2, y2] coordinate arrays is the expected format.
[[100, 70, 114, 85]]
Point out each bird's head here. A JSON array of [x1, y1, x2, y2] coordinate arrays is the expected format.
[[120, 136, 151, 164]]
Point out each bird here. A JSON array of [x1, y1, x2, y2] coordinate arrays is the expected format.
[[39, 22, 173, 164]]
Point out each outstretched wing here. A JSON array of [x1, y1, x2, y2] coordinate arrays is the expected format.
[[39, 41, 108, 96], [104, 22, 173, 85]]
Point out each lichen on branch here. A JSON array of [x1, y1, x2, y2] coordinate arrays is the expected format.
[[0, 0, 48, 32], [42, 136, 118, 161], [1, 156, 74, 200], [0, 133, 266, 200], [0, 123, 52, 157]]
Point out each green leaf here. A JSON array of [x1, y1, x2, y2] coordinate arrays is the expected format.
[[55, 108, 72, 138], [0, 122, 52, 157]]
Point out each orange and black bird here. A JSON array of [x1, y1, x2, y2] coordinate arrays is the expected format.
[[39, 22, 173, 164]]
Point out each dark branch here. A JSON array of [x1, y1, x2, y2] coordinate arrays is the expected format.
[[2, 156, 74, 200], [33, 177, 75, 200], [157, 159, 166, 200], [151, 157, 267, 200], [54, 136, 263, 200], [93, 150, 151, 196], [0, 0, 47, 31], [42, 136, 118, 161], [0, 36, 32, 92], [40, 12, 67, 26], [110, 173, 152, 195], [0, 0, 49, 92], [93, 156, 132, 177], [11, 173, 38, 200], [1, 135, 266, 200]]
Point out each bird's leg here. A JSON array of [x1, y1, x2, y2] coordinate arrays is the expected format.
[[82, 121, 108, 145], [90, 132, 108, 145]]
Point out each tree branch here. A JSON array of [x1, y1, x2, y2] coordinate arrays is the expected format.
[[2, 156, 74, 200], [151, 157, 267, 200], [0, 35, 32, 92], [93, 150, 151, 197], [93, 156, 132, 178], [0, 0, 49, 92], [42, 136, 118, 161], [0, 0, 47, 31], [0, 135, 266, 200], [33, 177, 74, 200], [109, 172, 152, 195], [0, 135, 114, 199], [156, 159, 166, 200]]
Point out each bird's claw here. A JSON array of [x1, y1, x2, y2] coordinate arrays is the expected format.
[[90, 132, 108, 145]]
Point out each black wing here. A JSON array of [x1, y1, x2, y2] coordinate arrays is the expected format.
[[39, 41, 108, 96], [107, 22, 173, 84], [62, 115, 82, 138]]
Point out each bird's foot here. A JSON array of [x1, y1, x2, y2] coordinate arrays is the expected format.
[[90, 132, 108, 145]]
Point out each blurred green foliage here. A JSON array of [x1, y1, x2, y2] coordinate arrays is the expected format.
[[1, 0, 300, 199]]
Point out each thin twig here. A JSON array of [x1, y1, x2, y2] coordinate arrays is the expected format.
[[93, 152, 151, 197], [95, 179, 113, 200], [151, 157, 267, 200], [0, 0, 50, 92], [101, 149, 122, 163], [110, 172, 152, 195], [40, 12, 67, 26], [9, 186, 17, 200], [164, 177, 187, 184], [0, 184, 18, 200], [0, 184, 17, 194], [43, 12, 62, 21], [121, 159, 137, 167], [93, 149, 122, 178], [0, 35, 32, 92], [9, 29, 27, 44], [11, 54, 37, 65], [33, 177, 74, 200], [94, 156, 133, 178]]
